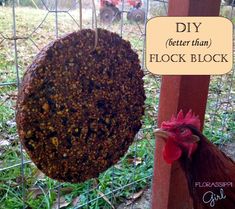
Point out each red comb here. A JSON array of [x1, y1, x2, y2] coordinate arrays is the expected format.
[[161, 110, 201, 130]]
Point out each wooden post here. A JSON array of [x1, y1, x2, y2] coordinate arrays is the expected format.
[[151, 1, 221, 209]]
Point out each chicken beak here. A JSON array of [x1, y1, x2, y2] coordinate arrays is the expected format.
[[154, 129, 169, 142]]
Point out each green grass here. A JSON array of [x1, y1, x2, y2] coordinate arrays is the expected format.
[[0, 5, 234, 209], [0, 85, 17, 134], [0, 139, 154, 209], [0, 105, 14, 130]]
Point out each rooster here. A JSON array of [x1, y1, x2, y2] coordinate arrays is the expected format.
[[155, 110, 235, 209]]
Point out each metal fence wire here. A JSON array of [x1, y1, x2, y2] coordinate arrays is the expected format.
[[0, 0, 234, 209]]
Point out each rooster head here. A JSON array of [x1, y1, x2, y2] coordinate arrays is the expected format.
[[155, 110, 201, 164]]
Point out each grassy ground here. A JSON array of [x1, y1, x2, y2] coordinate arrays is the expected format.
[[0, 5, 234, 209]]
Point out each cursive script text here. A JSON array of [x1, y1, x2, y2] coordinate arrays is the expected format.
[[202, 188, 226, 207]]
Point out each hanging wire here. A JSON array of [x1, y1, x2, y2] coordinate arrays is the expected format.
[[11, 0, 26, 208], [162, 0, 168, 13], [110, 166, 115, 204], [55, 0, 59, 38], [57, 183, 61, 209], [120, 0, 125, 37], [91, 0, 98, 49], [79, 0, 82, 30], [141, 0, 150, 69], [92, 1, 95, 29], [230, 0, 235, 19], [130, 141, 138, 209], [219, 68, 235, 145], [86, 180, 91, 209]]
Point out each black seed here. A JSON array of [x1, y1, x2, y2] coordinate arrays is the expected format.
[[107, 69, 114, 78], [47, 131, 57, 138], [61, 117, 68, 126], [88, 80, 94, 93], [97, 100, 106, 109], [95, 83, 101, 90], [111, 112, 117, 117], [32, 120, 39, 125], [65, 172, 72, 180], [25, 141, 34, 151], [97, 129, 106, 139], [70, 108, 77, 113], [128, 72, 133, 78], [28, 92, 36, 99], [121, 141, 128, 149], [51, 148, 58, 156], [81, 154, 88, 162], [46, 49, 53, 60], [47, 98, 56, 113], [98, 118, 105, 125], [86, 131, 91, 140], [106, 153, 112, 160], [91, 50, 103, 62], [98, 118, 111, 128], [59, 105, 65, 111], [47, 98, 54, 106], [37, 163, 42, 170], [56, 42, 63, 49], [108, 129, 114, 137], [25, 132, 38, 142], [45, 86, 55, 95], [132, 123, 141, 132], [65, 136, 72, 149]]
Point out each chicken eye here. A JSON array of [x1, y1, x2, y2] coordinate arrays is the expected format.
[[179, 128, 187, 134]]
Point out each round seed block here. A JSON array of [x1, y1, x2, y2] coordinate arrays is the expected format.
[[16, 28, 145, 183]]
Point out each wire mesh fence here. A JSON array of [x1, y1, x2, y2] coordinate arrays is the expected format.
[[0, 0, 234, 208]]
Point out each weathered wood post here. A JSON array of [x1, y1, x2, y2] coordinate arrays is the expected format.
[[151, 0, 222, 209]]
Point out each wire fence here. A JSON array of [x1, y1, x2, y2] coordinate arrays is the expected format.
[[0, 0, 234, 209]]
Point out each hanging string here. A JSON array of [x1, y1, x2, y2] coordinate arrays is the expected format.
[[79, 0, 82, 30], [91, 0, 98, 50]]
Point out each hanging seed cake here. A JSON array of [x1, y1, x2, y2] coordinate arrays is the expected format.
[[16, 28, 145, 183]]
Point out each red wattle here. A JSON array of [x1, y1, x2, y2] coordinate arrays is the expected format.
[[163, 139, 182, 164]]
